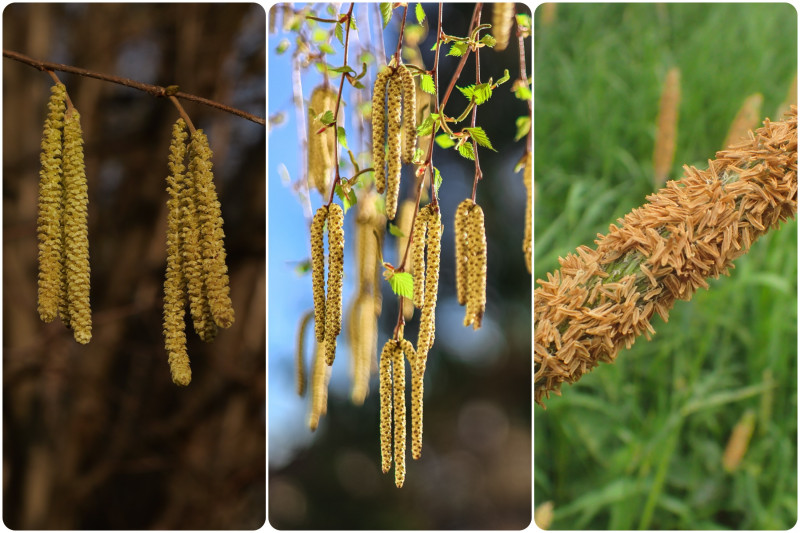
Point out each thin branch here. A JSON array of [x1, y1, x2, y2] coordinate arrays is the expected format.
[[470, 4, 483, 202], [3, 49, 265, 126], [393, 4, 409, 65], [514, 6, 532, 154], [168, 96, 196, 134]]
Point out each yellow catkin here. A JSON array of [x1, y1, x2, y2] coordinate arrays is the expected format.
[[454, 199, 473, 305], [465, 203, 487, 330], [534, 110, 797, 406], [417, 205, 441, 373], [397, 199, 417, 319], [722, 410, 756, 472], [493, 3, 515, 51], [351, 294, 375, 405], [385, 74, 403, 220], [164, 118, 191, 386], [372, 67, 393, 194], [523, 152, 532, 273], [392, 338, 406, 488], [723, 93, 763, 149], [190, 129, 235, 330], [62, 109, 92, 344], [310, 205, 328, 342], [540, 3, 557, 27], [308, 339, 331, 431], [379, 339, 395, 473], [182, 140, 217, 343], [296, 310, 314, 396], [534, 501, 555, 530], [411, 205, 429, 309], [324, 203, 345, 365], [37, 83, 67, 323], [653, 67, 681, 188], [398, 65, 417, 164], [399, 338, 423, 461], [308, 85, 339, 196]]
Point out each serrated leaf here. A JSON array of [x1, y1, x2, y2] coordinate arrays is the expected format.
[[337, 126, 348, 149], [514, 116, 530, 142], [319, 110, 335, 126], [348, 14, 357, 31], [448, 42, 468, 57], [420, 74, 435, 94], [435, 134, 455, 149], [334, 22, 344, 45], [388, 223, 406, 238], [276, 38, 291, 54], [473, 83, 492, 104], [465, 127, 496, 151], [415, 3, 425, 24], [319, 42, 336, 55], [433, 166, 442, 196], [480, 34, 497, 48], [344, 189, 357, 213], [388, 272, 414, 299], [416, 114, 435, 136], [379, 3, 392, 28], [457, 142, 475, 160]]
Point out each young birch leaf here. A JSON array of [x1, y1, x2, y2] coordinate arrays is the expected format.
[[448, 42, 468, 57], [337, 126, 348, 149], [457, 85, 475, 100], [420, 74, 436, 94], [312, 28, 328, 42], [473, 83, 492, 104], [334, 22, 344, 45], [276, 39, 291, 54], [379, 3, 393, 28], [435, 134, 455, 149], [457, 142, 475, 160], [388, 272, 414, 299], [388, 223, 406, 238], [515, 84, 532, 101], [319, 110, 335, 126], [480, 34, 496, 48], [433, 166, 442, 195], [319, 42, 336, 55], [465, 127, 496, 151], [515, 116, 531, 142], [415, 3, 425, 24], [416, 114, 436, 136], [345, 189, 357, 213], [496, 69, 511, 86]]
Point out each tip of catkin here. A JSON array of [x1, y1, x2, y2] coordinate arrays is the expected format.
[[170, 359, 192, 386]]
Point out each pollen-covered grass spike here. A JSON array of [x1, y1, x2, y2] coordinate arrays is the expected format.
[[534, 108, 797, 407]]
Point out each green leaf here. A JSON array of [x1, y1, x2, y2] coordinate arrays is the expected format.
[[334, 184, 358, 214], [433, 166, 442, 195], [496, 68, 511, 86], [416, 113, 438, 136], [514, 84, 531, 101], [319, 110, 335, 126], [514, 116, 531, 142], [457, 84, 475, 100], [354, 62, 369, 80], [319, 42, 336, 55], [465, 127, 496, 151], [457, 142, 475, 160], [334, 22, 344, 45], [276, 38, 291, 55], [327, 4, 337, 16], [388, 223, 406, 238], [327, 64, 356, 75], [348, 14, 358, 32], [312, 28, 328, 42], [420, 74, 435, 94], [388, 272, 414, 299], [448, 42, 468, 57], [458, 83, 493, 105], [413, 147, 424, 163], [348, 79, 365, 90], [516, 13, 532, 29], [379, 3, 392, 28], [337, 126, 348, 149], [435, 134, 455, 149], [480, 34, 496, 48], [295, 259, 312, 276], [415, 3, 425, 24]]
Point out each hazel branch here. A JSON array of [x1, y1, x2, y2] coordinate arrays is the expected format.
[[3, 49, 265, 126]]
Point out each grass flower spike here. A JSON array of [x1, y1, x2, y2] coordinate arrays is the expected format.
[[534, 109, 797, 406], [37, 83, 67, 323]]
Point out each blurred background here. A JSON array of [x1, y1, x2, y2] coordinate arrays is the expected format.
[[268, 3, 532, 529], [3, 4, 265, 529], [534, 3, 797, 530]]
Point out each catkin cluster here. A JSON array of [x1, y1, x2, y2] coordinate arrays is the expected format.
[[378, 334, 421, 488], [454, 198, 488, 329], [410, 204, 442, 372], [492, 3, 516, 51], [308, 85, 339, 196], [163, 118, 235, 386], [36, 82, 92, 344], [310, 203, 345, 366], [535, 109, 798, 406], [371, 64, 417, 220]]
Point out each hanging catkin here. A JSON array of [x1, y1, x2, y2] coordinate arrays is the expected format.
[[324, 203, 345, 365], [535, 109, 798, 406], [37, 83, 67, 323], [385, 75, 403, 220], [397, 65, 417, 164], [379, 339, 396, 473], [416, 205, 442, 373], [464, 203, 487, 330], [308, 85, 339, 196], [372, 68, 393, 194], [310, 205, 328, 342], [492, 3, 516, 51]]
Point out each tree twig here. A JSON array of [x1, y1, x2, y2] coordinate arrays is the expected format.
[[3, 49, 265, 126]]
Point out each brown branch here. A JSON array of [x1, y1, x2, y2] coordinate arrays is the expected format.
[[3, 49, 265, 126], [470, 4, 484, 202]]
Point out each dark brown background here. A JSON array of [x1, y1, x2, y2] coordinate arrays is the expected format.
[[3, 3, 265, 529]]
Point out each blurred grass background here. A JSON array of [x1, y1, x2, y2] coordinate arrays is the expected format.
[[533, 3, 797, 530]]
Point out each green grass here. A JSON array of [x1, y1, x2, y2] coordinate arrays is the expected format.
[[533, 4, 797, 530]]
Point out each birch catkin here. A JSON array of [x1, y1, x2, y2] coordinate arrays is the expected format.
[[534, 109, 798, 406], [411, 205, 429, 309], [379, 340, 396, 473], [385, 75, 403, 220], [308, 85, 338, 196], [372, 68, 392, 194], [492, 3, 515, 51], [310, 205, 328, 342], [454, 199, 472, 305], [308, 339, 331, 431], [392, 339, 406, 488], [398, 65, 417, 164], [416, 205, 442, 372], [324, 203, 345, 365], [464, 203, 487, 330]]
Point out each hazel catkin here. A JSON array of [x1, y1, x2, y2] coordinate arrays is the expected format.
[[372, 68, 392, 194], [310, 205, 328, 342], [62, 109, 92, 344], [385, 75, 403, 220], [37, 83, 67, 323], [324, 203, 345, 365]]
